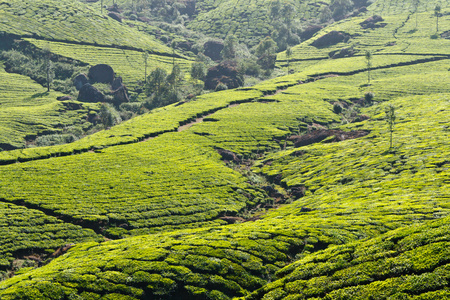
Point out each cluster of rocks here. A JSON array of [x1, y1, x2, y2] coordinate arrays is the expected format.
[[74, 64, 129, 105]]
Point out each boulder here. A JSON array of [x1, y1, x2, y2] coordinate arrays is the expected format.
[[203, 40, 224, 61], [311, 31, 350, 48], [108, 12, 123, 22], [56, 96, 72, 101], [73, 74, 89, 90], [111, 76, 123, 91], [205, 60, 244, 90], [88, 64, 115, 84], [77, 83, 105, 103], [301, 25, 323, 41], [360, 15, 386, 29], [112, 85, 129, 105]]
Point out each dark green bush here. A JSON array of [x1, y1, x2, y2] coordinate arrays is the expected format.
[[35, 134, 77, 147]]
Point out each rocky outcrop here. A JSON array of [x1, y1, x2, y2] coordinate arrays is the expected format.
[[108, 12, 123, 22], [301, 25, 323, 41], [112, 85, 129, 105], [88, 64, 115, 84], [76, 65, 129, 105], [111, 76, 123, 91], [216, 148, 241, 164], [77, 83, 105, 103], [73, 74, 89, 91], [205, 61, 244, 90], [311, 31, 350, 48], [360, 15, 386, 29], [204, 40, 224, 61]]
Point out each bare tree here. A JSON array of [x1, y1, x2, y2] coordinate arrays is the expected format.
[[435, 5, 441, 32], [385, 104, 396, 151], [365, 50, 372, 85], [143, 51, 149, 83]]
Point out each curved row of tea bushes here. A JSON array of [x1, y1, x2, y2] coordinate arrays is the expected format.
[[247, 216, 450, 300], [0, 0, 171, 54]]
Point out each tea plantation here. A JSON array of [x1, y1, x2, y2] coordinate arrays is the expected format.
[[0, 0, 449, 299], [0, 63, 97, 149]]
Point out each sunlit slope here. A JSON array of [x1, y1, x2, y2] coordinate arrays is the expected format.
[[188, 0, 329, 45], [0, 202, 100, 273], [0, 64, 96, 149], [0, 0, 171, 54], [0, 56, 449, 298], [26, 39, 192, 89], [248, 216, 450, 300], [0, 88, 448, 298], [0, 86, 338, 236], [277, 3, 450, 71]]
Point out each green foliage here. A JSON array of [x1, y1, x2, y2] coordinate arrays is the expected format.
[[190, 61, 207, 81], [0, 1, 448, 299], [0, 0, 173, 54], [0, 63, 96, 150], [365, 50, 372, 85], [384, 103, 396, 151], [221, 35, 239, 61], [249, 216, 450, 300], [100, 103, 122, 129]]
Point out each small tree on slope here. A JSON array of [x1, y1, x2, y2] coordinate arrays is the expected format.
[[385, 104, 396, 151]]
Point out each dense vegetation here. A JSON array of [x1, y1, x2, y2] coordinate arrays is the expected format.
[[0, 0, 448, 299]]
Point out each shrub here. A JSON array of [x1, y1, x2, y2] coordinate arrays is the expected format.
[[35, 134, 77, 147], [364, 92, 375, 106], [99, 103, 122, 129], [215, 82, 228, 91], [333, 103, 343, 114]]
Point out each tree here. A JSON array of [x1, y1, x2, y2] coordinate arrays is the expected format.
[[255, 36, 277, 58], [255, 36, 278, 74], [286, 47, 292, 73], [385, 104, 396, 151], [171, 41, 177, 67], [412, 0, 420, 29], [270, 0, 282, 19], [365, 50, 372, 85], [167, 64, 182, 94], [435, 5, 441, 32], [190, 61, 206, 82], [221, 35, 238, 60], [42, 47, 53, 92], [330, 0, 354, 20], [146, 67, 168, 97], [281, 2, 295, 42], [143, 51, 149, 84], [99, 103, 122, 129]]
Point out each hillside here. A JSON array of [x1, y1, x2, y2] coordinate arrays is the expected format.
[[0, 0, 449, 299], [0, 0, 193, 151]]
